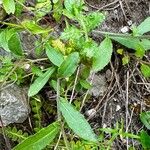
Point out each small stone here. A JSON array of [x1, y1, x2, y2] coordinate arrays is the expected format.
[[103, 123, 107, 128], [85, 108, 96, 117], [120, 26, 129, 33], [0, 84, 30, 126], [88, 74, 107, 97], [23, 63, 30, 70], [127, 20, 133, 26], [116, 105, 121, 111]]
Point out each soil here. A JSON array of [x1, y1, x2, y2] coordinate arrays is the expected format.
[[0, 0, 150, 150]]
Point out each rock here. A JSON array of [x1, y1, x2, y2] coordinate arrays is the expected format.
[[88, 74, 107, 97], [0, 84, 30, 126]]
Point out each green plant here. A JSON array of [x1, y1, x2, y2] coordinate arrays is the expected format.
[[0, 0, 150, 149]]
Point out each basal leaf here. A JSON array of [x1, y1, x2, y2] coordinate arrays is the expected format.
[[140, 111, 150, 129], [13, 122, 60, 150], [46, 43, 64, 67], [3, 0, 15, 14], [92, 37, 113, 72], [22, 20, 52, 34], [58, 52, 80, 78], [140, 64, 150, 78], [137, 17, 150, 35], [28, 67, 55, 97], [59, 97, 98, 142], [8, 33, 24, 56]]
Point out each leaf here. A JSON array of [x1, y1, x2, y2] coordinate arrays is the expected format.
[[110, 36, 140, 50], [28, 67, 55, 97], [21, 20, 52, 34], [140, 64, 150, 78], [8, 33, 24, 56], [35, 0, 52, 19], [122, 55, 130, 65], [61, 26, 83, 41], [59, 97, 98, 142], [92, 37, 113, 72], [140, 111, 150, 129], [84, 12, 105, 31], [13, 122, 60, 150], [140, 130, 150, 149], [64, 0, 84, 14], [80, 79, 92, 89], [137, 17, 150, 35], [141, 39, 150, 50], [0, 28, 17, 52], [58, 52, 80, 78], [46, 44, 64, 67], [3, 0, 15, 14]]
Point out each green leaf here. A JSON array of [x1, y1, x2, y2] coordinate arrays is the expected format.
[[140, 130, 150, 149], [59, 97, 98, 142], [8, 33, 24, 56], [3, 0, 15, 14], [137, 17, 150, 35], [31, 65, 43, 77], [46, 44, 64, 67], [0, 28, 17, 52], [58, 52, 80, 78], [28, 67, 55, 97], [141, 39, 150, 50], [80, 79, 92, 89], [122, 55, 130, 65], [140, 111, 150, 129], [15, 0, 25, 16], [35, 0, 52, 19], [140, 64, 150, 78], [21, 20, 52, 34], [84, 12, 105, 32], [92, 37, 113, 72], [64, 0, 84, 14], [110, 36, 140, 50], [61, 26, 83, 41], [13, 122, 60, 150]]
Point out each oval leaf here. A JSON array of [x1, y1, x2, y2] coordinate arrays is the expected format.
[[46, 44, 64, 67], [28, 67, 55, 97], [58, 52, 80, 78], [140, 64, 150, 78], [3, 0, 15, 14], [59, 97, 98, 142], [140, 111, 150, 129], [92, 37, 112, 72], [137, 17, 150, 35], [13, 122, 60, 150]]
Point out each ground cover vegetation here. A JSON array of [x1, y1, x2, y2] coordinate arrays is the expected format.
[[0, 0, 150, 149]]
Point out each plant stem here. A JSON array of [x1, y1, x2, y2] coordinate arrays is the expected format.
[[92, 30, 150, 39]]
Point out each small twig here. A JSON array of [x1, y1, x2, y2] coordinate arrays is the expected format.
[[126, 71, 129, 150], [54, 132, 62, 150], [80, 72, 95, 111], [70, 66, 80, 103]]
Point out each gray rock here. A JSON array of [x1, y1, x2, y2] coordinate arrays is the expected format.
[[88, 74, 107, 97], [0, 84, 30, 126]]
